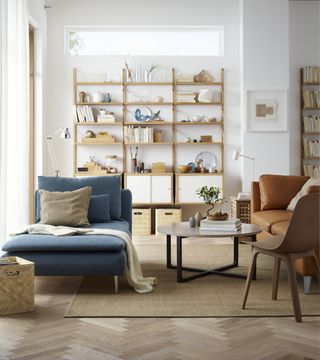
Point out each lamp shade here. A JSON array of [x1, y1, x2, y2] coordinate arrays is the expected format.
[[60, 127, 71, 139], [232, 150, 239, 160]]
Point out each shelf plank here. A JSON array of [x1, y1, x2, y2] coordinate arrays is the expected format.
[[175, 82, 223, 85], [304, 132, 320, 135], [175, 172, 223, 176], [303, 157, 320, 160], [303, 82, 320, 86], [124, 82, 172, 86], [75, 122, 123, 126], [175, 102, 222, 105], [174, 122, 223, 126], [75, 142, 123, 145], [124, 121, 173, 126], [303, 107, 320, 110], [124, 172, 174, 176], [76, 102, 123, 106], [125, 102, 173, 105], [124, 142, 173, 145], [75, 82, 122, 86], [74, 172, 122, 177], [175, 142, 223, 145]]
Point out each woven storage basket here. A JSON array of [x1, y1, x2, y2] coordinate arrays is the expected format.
[[0, 257, 34, 315], [132, 208, 151, 235], [156, 208, 182, 234]]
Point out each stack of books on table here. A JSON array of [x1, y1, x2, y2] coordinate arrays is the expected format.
[[0, 257, 19, 266], [200, 218, 242, 232]]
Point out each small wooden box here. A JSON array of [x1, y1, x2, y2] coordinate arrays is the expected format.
[[156, 208, 182, 234], [230, 197, 251, 224], [132, 208, 151, 236], [0, 257, 34, 315]]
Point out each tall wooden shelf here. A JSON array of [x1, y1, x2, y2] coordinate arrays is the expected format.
[[300, 67, 320, 177], [72, 67, 225, 204]]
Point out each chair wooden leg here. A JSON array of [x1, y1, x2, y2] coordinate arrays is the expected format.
[[272, 257, 281, 300], [242, 249, 259, 309], [311, 252, 320, 282], [285, 254, 302, 323]]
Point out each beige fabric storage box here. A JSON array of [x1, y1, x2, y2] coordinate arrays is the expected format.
[[0, 257, 35, 315], [132, 208, 151, 235], [156, 208, 182, 234]]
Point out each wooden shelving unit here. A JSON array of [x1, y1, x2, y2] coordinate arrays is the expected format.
[[300, 67, 320, 177], [72, 67, 225, 204]]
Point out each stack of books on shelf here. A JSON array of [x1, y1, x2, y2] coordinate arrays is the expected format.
[[303, 116, 320, 132], [124, 126, 154, 143], [176, 91, 197, 103], [73, 105, 94, 122], [303, 140, 320, 157], [97, 113, 115, 123], [303, 164, 320, 178], [303, 66, 320, 83], [0, 257, 19, 266], [176, 74, 194, 83], [303, 91, 320, 108], [200, 218, 242, 232]]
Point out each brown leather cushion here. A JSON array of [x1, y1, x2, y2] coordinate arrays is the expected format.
[[259, 175, 309, 210], [271, 220, 290, 236], [251, 210, 292, 233]]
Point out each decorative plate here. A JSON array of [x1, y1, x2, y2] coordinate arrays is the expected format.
[[135, 107, 152, 122], [195, 151, 217, 169]]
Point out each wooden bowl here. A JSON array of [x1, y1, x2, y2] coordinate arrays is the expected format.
[[176, 165, 192, 173]]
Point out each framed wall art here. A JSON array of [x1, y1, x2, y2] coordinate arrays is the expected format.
[[246, 90, 287, 132]]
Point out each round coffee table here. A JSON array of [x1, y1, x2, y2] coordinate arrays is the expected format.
[[157, 222, 262, 283]]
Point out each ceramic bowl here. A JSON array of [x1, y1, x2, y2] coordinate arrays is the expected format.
[[176, 165, 192, 173]]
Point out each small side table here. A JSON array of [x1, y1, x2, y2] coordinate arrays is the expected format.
[[230, 197, 251, 224]]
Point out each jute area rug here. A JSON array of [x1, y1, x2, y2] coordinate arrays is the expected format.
[[65, 237, 320, 318]]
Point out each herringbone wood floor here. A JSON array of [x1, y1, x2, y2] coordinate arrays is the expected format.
[[1, 236, 320, 360]]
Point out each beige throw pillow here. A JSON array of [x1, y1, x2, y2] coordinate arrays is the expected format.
[[287, 178, 320, 211], [39, 187, 92, 226]]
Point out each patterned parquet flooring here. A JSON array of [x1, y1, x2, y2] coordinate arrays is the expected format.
[[0, 236, 320, 360]]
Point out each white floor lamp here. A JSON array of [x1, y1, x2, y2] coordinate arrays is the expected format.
[[232, 150, 255, 191], [45, 127, 71, 176]]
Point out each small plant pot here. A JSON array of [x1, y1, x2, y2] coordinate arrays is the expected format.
[[207, 213, 229, 221]]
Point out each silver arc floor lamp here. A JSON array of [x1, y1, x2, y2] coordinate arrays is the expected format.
[[232, 150, 255, 186], [45, 127, 71, 176]]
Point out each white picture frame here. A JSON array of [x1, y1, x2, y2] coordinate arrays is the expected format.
[[246, 90, 287, 132]]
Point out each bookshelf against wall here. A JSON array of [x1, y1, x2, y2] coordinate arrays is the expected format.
[[72, 67, 225, 204], [300, 66, 320, 178]]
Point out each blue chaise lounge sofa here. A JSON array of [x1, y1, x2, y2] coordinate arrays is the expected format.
[[2, 176, 132, 292]]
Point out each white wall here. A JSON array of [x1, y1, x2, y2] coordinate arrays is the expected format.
[[241, 0, 290, 191], [46, 0, 241, 204], [289, 0, 320, 175]]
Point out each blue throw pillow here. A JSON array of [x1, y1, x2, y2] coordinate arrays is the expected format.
[[88, 194, 111, 223], [37, 176, 121, 220]]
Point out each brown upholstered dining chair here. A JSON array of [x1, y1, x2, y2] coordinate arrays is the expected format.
[[242, 193, 320, 322]]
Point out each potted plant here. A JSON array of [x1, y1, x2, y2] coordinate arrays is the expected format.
[[196, 186, 228, 220]]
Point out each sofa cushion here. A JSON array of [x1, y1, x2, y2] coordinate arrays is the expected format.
[[38, 175, 121, 220], [259, 175, 309, 210], [39, 187, 91, 226], [287, 178, 320, 211], [251, 210, 292, 233], [88, 194, 111, 223], [2, 221, 129, 252], [270, 220, 290, 236]]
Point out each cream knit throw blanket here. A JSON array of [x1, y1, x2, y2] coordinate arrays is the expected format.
[[14, 224, 156, 294]]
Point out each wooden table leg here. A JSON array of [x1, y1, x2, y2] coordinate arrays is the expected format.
[[233, 237, 239, 266], [251, 234, 257, 280]]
